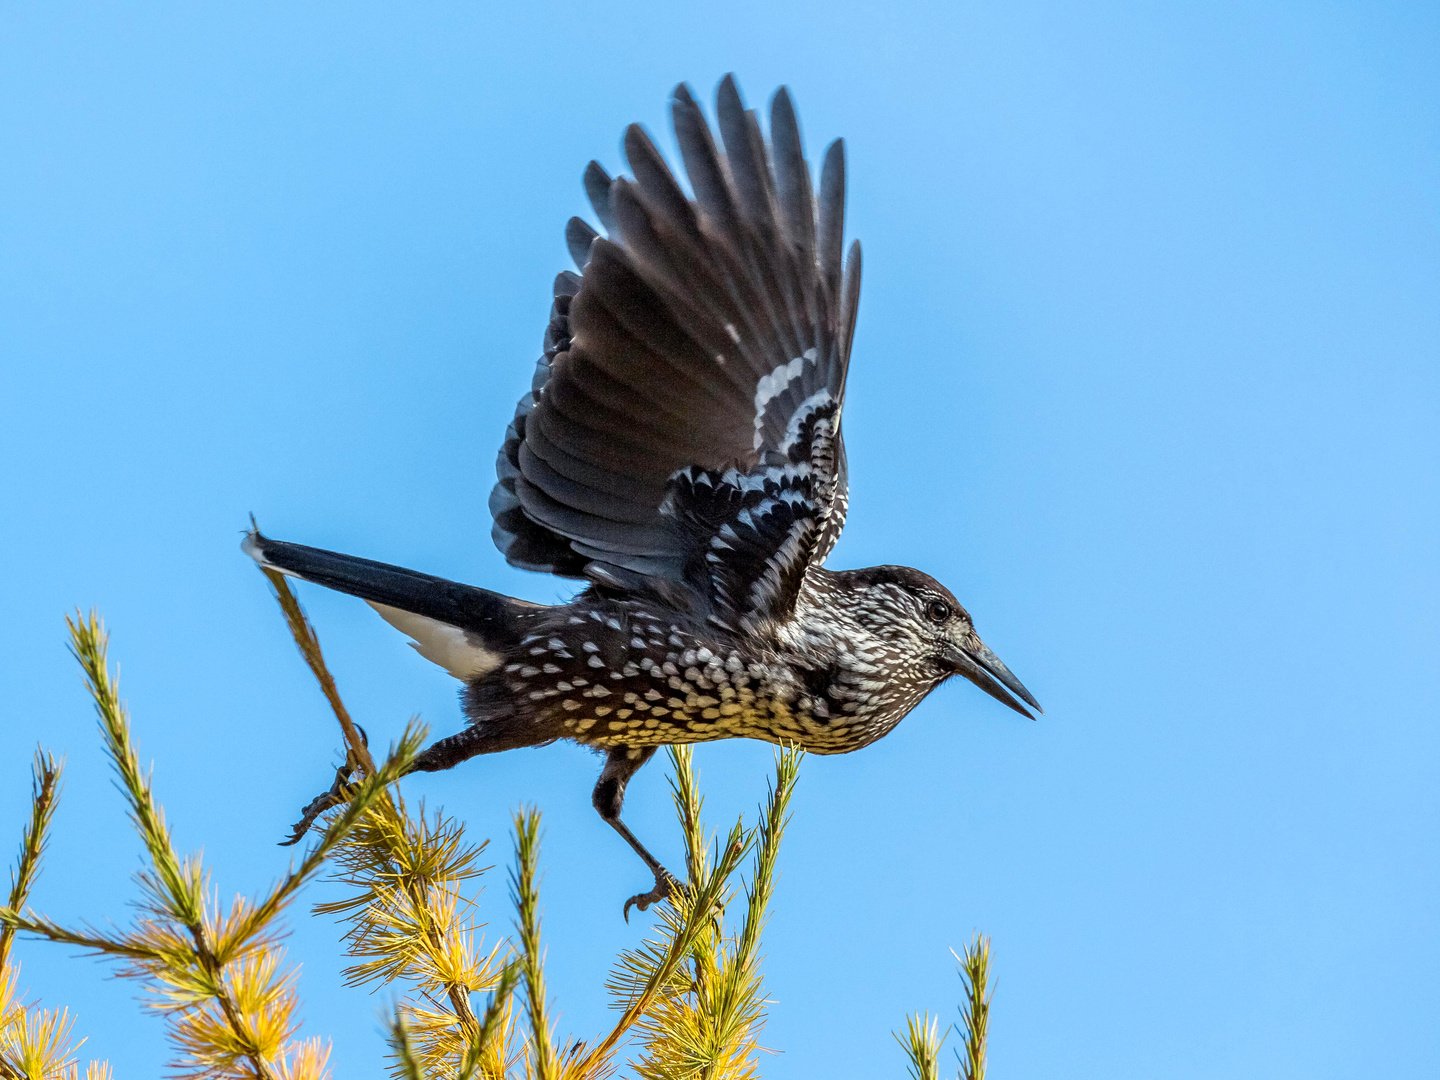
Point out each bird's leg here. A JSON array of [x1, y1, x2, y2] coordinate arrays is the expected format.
[[281, 719, 536, 845], [592, 746, 680, 921]]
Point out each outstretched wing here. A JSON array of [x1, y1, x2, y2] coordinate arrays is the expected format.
[[490, 75, 862, 633]]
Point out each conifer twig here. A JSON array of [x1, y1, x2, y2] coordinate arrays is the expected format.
[[1, 746, 109, 1080], [0, 749, 62, 969], [954, 935, 992, 1080], [262, 567, 504, 1077], [453, 958, 521, 1080], [318, 796, 504, 1076], [68, 610, 277, 1079], [260, 562, 375, 778], [387, 1010, 425, 1080], [895, 1012, 944, 1080], [510, 808, 554, 1080], [4, 611, 414, 1080]]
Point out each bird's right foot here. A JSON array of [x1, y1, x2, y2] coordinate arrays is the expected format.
[[280, 764, 353, 845], [280, 726, 370, 845], [622, 867, 683, 923]]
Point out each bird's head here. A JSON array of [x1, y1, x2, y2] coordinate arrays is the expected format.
[[830, 566, 1042, 719]]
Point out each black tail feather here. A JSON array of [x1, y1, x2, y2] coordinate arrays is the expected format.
[[242, 528, 536, 642]]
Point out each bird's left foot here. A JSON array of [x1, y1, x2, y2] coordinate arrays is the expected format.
[[623, 867, 683, 922]]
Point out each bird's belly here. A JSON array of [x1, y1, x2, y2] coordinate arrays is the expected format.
[[565, 689, 881, 755]]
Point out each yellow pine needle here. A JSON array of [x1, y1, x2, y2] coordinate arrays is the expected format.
[[0, 961, 108, 1080], [454, 959, 522, 1080], [273, 1038, 331, 1080], [318, 797, 504, 1077], [387, 1010, 426, 1080]]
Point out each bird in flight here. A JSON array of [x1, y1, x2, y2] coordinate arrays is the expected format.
[[246, 75, 1040, 917]]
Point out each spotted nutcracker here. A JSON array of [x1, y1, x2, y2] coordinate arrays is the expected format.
[[245, 74, 1041, 918]]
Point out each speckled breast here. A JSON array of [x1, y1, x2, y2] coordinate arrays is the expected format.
[[498, 602, 884, 755]]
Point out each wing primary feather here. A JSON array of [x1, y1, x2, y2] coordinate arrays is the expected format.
[[671, 83, 743, 244], [839, 239, 862, 368], [623, 124, 700, 240], [604, 185, 774, 385], [693, 77, 808, 368], [818, 139, 846, 303], [584, 161, 618, 234], [582, 234, 744, 386], [565, 217, 599, 270], [746, 103, 812, 361], [769, 88, 817, 268]]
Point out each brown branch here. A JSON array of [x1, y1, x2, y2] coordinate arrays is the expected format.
[[259, 565, 374, 778]]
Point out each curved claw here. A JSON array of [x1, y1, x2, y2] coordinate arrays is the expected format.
[[279, 759, 357, 846], [622, 870, 681, 923]]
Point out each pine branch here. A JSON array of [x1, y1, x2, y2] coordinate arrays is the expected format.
[[68, 611, 278, 1078], [68, 611, 204, 932], [258, 557, 375, 778], [732, 745, 801, 981], [21, 611, 378, 1080], [667, 747, 707, 888], [263, 567, 510, 1077], [511, 808, 553, 1080], [0, 750, 62, 969], [895, 1012, 944, 1080], [454, 959, 521, 1080], [954, 935, 992, 1080], [611, 746, 801, 1080], [387, 1010, 426, 1080]]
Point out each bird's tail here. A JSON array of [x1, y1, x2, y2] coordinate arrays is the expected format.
[[243, 527, 540, 680]]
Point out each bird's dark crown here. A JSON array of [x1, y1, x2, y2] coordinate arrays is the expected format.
[[824, 565, 970, 623]]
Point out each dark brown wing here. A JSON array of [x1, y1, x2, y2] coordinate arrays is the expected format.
[[490, 76, 861, 631]]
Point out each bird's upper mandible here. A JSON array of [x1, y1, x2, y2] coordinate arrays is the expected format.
[[489, 75, 861, 634]]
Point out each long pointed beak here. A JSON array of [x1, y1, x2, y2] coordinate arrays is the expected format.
[[943, 640, 1043, 720]]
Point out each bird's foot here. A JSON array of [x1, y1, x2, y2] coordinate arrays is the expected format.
[[623, 867, 683, 923], [279, 737, 367, 846]]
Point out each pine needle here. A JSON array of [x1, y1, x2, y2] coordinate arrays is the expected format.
[[320, 795, 506, 1078], [0, 750, 109, 1079], [387, 1010, 426, 1080], [0, 966, 84, 1080]]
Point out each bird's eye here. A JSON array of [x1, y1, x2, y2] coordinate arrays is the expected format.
[[926, 600, 951, 623]]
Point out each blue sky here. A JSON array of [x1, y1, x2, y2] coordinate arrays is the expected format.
[[2, 2, 1436, 1076]]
